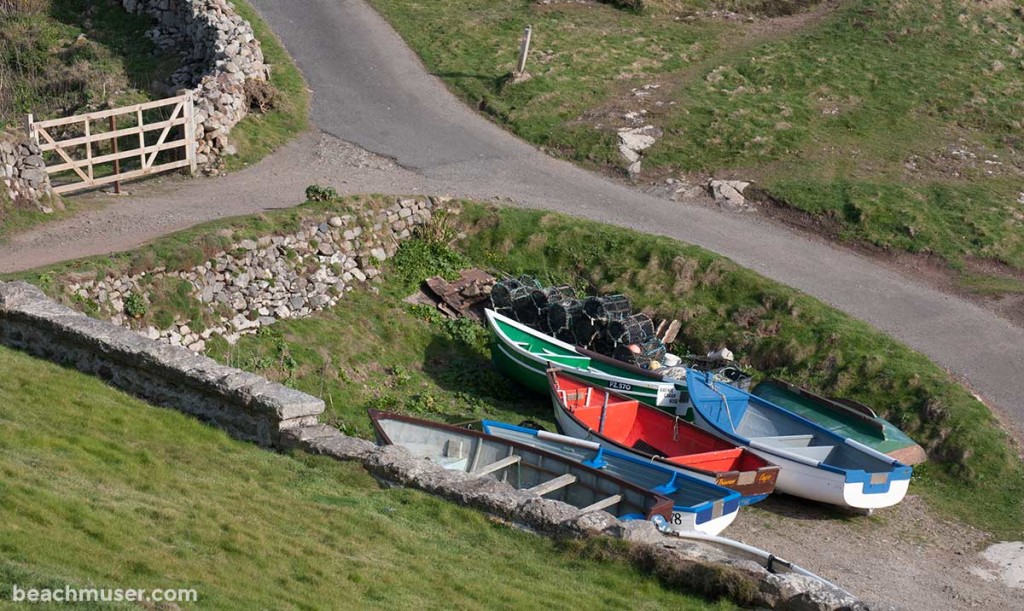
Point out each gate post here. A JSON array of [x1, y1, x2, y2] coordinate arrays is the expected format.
[[24, 114, 38, 145], [183, 91, 198, 176]]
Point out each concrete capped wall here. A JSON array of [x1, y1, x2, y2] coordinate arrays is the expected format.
[[0, 281, 322, 446]]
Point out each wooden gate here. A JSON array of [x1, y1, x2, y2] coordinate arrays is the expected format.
[[25, 93, 197, 195]]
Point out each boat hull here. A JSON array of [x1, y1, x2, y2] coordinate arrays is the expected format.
[[687, 372, 912, 509], [482, 422, 742, 535], [488, 310, 685, 410]]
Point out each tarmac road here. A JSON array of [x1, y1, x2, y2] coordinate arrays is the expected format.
[[1, 0, 1021, 432]]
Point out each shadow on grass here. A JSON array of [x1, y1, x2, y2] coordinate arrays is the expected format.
[[48, 0, 179, 94], [420, 334, 550, 424]]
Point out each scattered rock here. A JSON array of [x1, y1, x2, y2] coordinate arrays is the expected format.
[[617, 125, 662, 179], [708, 179, 752, 211]]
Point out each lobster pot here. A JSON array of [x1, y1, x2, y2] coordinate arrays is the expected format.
[[591, 334, 617, 358], [613, 337, 667, 369], [607, 313, 656, 345], [547, 299, 583, 333], [508, 282, 539, 324], [583, 294, 631, 323], [637, 337, 668, 368], [531, 285, 576, 311], [554, 328, 579, 345], [518, 275, 543, 290], [535, 313, 553, 334], [490, 278, 523, 310], [571, 315, 598, 346]]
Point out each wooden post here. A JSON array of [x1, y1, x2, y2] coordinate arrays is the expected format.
[[516, 25, 532, 75], [83, 118, 93, 182], [24, 113, 37, 144], [137, 108, 146, 169], [183, 91, 197, 176], [109, 115, 121, 194]]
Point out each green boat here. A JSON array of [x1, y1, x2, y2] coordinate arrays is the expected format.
[[750, 378, 926, 465], [486, 309, 690, 413]]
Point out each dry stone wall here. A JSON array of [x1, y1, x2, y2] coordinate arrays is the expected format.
[[1, 135, 58, 214], [65, 197, 452, 351], [118, 0, 269, 164], [0, 281, 322, 446]]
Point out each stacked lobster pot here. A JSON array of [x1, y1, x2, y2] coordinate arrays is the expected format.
[[531, 285, 577, 334], [490, 277, 670, 370], [490, 276, 542, 323]]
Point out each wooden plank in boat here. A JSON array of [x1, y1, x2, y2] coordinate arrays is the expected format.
[[526, 473, 577, 496], [579, 494, 622, 513], [470, 454, 521, 478]]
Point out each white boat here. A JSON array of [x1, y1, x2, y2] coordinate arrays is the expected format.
[[686, 370, 912, 509]]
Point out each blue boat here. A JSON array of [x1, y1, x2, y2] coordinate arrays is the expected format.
[[481, 420, 742, 535], [686, 370, 912, 510]]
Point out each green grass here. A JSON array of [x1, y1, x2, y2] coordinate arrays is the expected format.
[[367, 0, 1024, 271], [9, 196, 1023, 540], [368, 0, 730, 166], [0, 345, 730, 610], [0, 0, 178, 127], [958, 273, 1024, 297]]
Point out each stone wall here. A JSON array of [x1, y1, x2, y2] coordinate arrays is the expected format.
[[119, 0, 269, 164], [65, 196, 452, 351], [1, 134, 59, 215], [0, 281, 322, 447]]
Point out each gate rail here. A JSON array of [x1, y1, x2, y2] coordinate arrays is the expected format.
[[26, 93, 197, 195]]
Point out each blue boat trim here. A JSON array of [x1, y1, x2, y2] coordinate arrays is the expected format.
[[482, 420, 742, 516], [581, 446, 607, 469], [687, 370, 913, 496]]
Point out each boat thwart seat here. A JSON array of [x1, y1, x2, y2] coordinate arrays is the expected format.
[[526, 473, 577, 496], [753, 434, 815, 447], [579, 494, 622, 513], [470, 454, 521, 478], [751, 436, 835, 463]]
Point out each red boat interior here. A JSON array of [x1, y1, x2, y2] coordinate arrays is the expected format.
[[554, 372, 765, 473]]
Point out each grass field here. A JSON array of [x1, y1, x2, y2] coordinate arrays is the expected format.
[[0, 345, 730, 609], [367, 0, 1024, 273], [9, 195, 1023, 540]]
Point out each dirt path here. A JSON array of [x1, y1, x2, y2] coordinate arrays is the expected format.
[[729, 495, 1022, 610]]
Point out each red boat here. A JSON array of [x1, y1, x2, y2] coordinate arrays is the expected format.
[[549, 369, 779, 504]]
